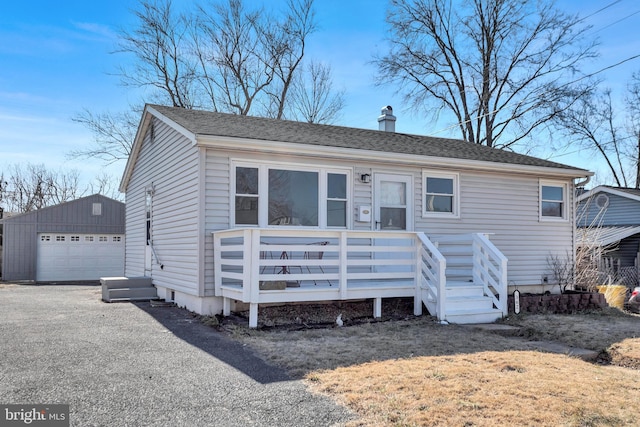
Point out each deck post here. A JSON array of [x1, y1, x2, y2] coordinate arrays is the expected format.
[[248, 229, 261, 328], [223, 297, 231, 316], [373, 297, 382, 318], [249, 303, 258, 328], [414, 236, 423, 316], [339, 231, 348, 299], [213, 232, 222, 295]]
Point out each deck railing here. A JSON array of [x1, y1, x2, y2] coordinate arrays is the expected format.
[[416, 232, 447, 320], [213, 228, 506, 326], [213, 228, 444, 326], [472, 233, 508, 315]]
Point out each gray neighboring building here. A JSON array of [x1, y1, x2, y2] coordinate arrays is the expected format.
[[577, 186, 640, 285], [0, 194, 125, 282]]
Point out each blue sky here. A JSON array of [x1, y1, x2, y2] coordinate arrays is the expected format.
[[1, 0, 640, 189]]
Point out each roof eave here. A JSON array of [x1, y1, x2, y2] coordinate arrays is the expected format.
[[196, 134, 593, 179]]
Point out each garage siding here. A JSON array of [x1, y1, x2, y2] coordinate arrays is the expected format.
[[1, 194, 125, 281]]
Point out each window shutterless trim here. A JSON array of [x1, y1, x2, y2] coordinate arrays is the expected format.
[[539, 180, 569, 222], [422, 170, 460, 218], [231, 160, 351, 229]]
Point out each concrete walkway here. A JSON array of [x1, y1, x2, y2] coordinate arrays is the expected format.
[[467, 323, 600, 361], [0, 284, 353, 426]]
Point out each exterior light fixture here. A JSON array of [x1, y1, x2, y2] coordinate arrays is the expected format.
[[360, 173, 371, 184]]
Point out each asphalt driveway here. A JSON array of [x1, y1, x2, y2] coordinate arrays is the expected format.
[[0, 284, 352, 426]]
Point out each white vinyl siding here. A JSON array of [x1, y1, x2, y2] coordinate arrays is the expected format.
[[203, 153, 231, 294], [199, 145, 576, 292], [124, 118, 201, 295], [417, 172, 575, 286]]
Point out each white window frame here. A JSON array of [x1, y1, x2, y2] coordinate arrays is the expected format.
[[539, 180, 569, 221], [231, 160, 351, 229], [422, 171, 460, 218], [233, 166, 260, 226]]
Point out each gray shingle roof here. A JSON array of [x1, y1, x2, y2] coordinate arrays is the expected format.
[[149, 104, 589, 172]]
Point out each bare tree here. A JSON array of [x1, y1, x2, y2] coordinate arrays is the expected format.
[[87, 173, 124, 201], [194, 0, 275, 115], [0, 164, 82, 213], [115, 0, 196, 108], [555, 76, 640, 188], [556, 89, 632, 187], [70, 108, 139, 164], [263, 0, 317, 119], [376, 0, 598, 149], [626, 71, 640, 188], [288, 61, 345, 124], [73, 0, 342, 165]]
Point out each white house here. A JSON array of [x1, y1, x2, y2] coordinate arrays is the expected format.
[[116, 104, 592, 327]]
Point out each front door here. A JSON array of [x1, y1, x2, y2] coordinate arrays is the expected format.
[[373, 173, 412, 231], [372, 173, 413, 275]]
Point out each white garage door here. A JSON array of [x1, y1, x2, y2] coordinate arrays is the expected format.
[[37, 233, 125, 282]]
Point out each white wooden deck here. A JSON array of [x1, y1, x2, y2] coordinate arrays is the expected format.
[[213, 229, 507, 327]]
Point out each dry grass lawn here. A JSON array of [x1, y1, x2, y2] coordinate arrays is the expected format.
[[221, 304, 640, 426]]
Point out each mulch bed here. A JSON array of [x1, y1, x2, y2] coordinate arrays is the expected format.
[[227, 298, 418, 329]]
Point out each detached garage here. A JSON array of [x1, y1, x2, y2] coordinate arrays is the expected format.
[[0, 194, 125, 282]]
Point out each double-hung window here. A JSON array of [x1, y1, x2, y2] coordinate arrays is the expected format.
[[235, 167, 259, 225], [540, 181, 567, 220], [422, 171, 459, 218], [233, 163, 349, 228], [327, 173, 347, 227]]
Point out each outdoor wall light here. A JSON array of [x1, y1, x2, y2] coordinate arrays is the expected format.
[[360, 173, 371, 184]]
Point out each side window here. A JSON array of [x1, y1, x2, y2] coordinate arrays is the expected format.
[[540, 181, 567, 220], [235, 167, 259, 225], [327, 173, 347, 227], [423, 172, 459, 217]]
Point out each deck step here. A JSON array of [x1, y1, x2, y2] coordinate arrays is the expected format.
[[444, 308, 503, 324], [100, 276, 153, 289], [446, 295, 494, 311], [101, 276, 157, 302]]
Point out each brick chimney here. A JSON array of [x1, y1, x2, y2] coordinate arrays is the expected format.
[[377, 105, 396, 132]]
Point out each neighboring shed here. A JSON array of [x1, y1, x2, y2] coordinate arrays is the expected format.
[[0, 194, 125, 282]]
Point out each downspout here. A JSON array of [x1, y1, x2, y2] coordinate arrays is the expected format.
[[574, 175, 591, 188]]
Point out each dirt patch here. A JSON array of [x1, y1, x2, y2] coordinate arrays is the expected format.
[[229, 298, 416, 329]]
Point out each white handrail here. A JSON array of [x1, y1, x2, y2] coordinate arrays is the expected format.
[[416, 232, 446, 320], [472, 233, 508, 316]]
